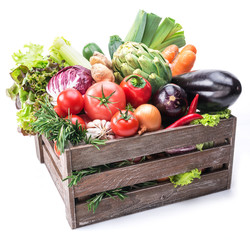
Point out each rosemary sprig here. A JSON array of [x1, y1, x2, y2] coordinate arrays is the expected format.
[[65, 156, 147, 187], [87, 188, 127, 213], [32, 97, 106, 154], [63, 167, 103, 187]]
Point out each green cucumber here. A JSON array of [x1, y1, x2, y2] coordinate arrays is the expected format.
[[82, 43, 103, 60]]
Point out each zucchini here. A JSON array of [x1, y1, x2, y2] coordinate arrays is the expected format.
[[82, 43, 103, 60]]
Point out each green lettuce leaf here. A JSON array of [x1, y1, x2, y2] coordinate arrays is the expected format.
[[12, 43, 47, 69], [23, 59, 64, 94], [6, 83, 19, 100], [192, 109, 231, 127], [170, 169, 201, 187], [18, 88, 28, 105], [16, 104, 35, 133], [8, 42, 65, 135], [10, 65, 29, 86], [196, 141, 214, 151]]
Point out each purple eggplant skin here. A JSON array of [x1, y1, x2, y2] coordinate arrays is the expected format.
[[166, 145, 197, 155], [153, 83, 188, 121], [172, 70, 242, 111]]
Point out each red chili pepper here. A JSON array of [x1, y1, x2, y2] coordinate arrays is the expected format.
[[166, 113, 203, 129], [120, 74, 152, 108], [187, 94, 199, 114]]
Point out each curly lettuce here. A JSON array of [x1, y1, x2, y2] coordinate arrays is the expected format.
[[7, 43, 65, 135], [196, 141, 214, 151], [170, 169, 201, 188], [192, 109, 231, 127], [12, 43, 47, 69]]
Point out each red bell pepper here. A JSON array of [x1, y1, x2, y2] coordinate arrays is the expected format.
[[120, 74, 152, 108]]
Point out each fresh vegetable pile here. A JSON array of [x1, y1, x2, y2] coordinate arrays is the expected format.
[[6, 10, 242, 213]]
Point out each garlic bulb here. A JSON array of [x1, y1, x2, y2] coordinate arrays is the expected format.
[[86, 119, 115, 140]]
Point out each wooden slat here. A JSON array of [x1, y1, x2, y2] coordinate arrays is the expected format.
[[42, 135, 62, 173], [70, 117, 234, 170], [35, 135, 44, 163], [43, 145, 65, 203], [75, 170, 229, 227], [227, 116, 237, 188], [74, 144, 231, 198], [61, 150, 77, 229]]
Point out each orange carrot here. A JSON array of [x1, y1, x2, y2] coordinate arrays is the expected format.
[[161, 44, 179, 63], [171, 49, 196, 77], [180, 44, 197, 54], [157, 176, 169, 183]]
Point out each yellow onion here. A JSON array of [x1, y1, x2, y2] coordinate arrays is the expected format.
[[134, 104, 162, 135]]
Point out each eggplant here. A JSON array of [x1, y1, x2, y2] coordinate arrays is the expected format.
[[172, 70, 242, 111], [153, 83, 188, 121], [165, 145, 197, 155]]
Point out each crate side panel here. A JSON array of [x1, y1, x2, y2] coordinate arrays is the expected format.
[[75, 170, 228, 227], [42, 135, 62, 173], [35, 135, 44, 163], [227, 116, 237, 188], [60, 150, 77, 229], [74, 145, 231, 197], [43, 145, 65, 203], [71, 117, 234, 170]]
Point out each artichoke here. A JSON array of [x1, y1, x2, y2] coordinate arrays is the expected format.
[[112, 42, 172, 94]]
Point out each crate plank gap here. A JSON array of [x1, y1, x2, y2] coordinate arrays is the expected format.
[[35, 116, 237, 229]]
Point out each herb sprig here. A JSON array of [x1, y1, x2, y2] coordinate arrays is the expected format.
[[64, 156, 147, 187], [32, 97, 106, 153], [87, 188, 128, 213]]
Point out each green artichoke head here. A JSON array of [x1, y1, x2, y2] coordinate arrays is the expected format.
[[112, 41, 172, 94]]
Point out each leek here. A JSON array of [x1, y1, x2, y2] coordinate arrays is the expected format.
[[164, 22, 183, 40], [155, 31, 186, 52], [124, 10, 147, 43], [141, 13, 162, 46], [124, 10, 186, 52], [149, 17, 175, 49], [49, 37, 91, 69]]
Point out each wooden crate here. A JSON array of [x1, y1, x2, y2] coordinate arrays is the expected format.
[[35, 116, 237, 229]]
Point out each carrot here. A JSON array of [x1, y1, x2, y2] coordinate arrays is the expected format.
[[171, 49, 196, 77], [161, 44, 179, 63], [180, 44, 197, 54]]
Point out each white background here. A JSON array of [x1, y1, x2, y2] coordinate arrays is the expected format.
[[1, 0, 250, 239]]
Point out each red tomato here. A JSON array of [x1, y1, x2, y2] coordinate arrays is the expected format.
[[111, 110, 139, 137], [78, 113, 92, 125], [65, 115, 86, 130], [84, 81, 126, 121], [120, 74, 152, 108], [57, 88, 84, 115], [54, 105, 67, 118]]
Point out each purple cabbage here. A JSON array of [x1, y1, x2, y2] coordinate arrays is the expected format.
[[46, 65, 94, 104]]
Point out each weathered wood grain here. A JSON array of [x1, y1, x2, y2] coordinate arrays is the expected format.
[[75, 170, 228, 227], [36, 117, 236, 229], [227, 116, 237, 188], [70, 117, 234, 170], [61, 150, 77, 229], [41, 135, 62, 173], [74, 144, 231, 198], [43, 145, 65, 202], [35, 135, 44, 163]]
